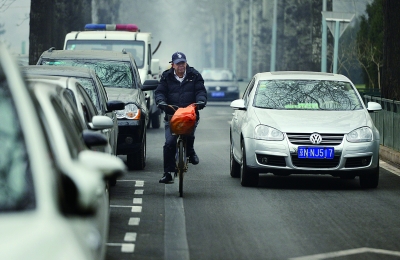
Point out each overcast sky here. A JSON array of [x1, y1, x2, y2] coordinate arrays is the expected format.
[[0, 0, 372, 56]]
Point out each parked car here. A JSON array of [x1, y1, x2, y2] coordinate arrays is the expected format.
[[21, 66, 124, 156], [201, 68, 240, 101], [0, 43, 126, 260], [230, 71, 382, 188], [36, 49, 158, 170]]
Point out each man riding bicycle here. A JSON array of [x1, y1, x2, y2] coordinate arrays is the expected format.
[[155, 52, 207, 184]]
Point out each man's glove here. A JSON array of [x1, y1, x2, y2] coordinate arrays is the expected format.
[[197, 101, 206, 110], [157, 100, 168, 109]]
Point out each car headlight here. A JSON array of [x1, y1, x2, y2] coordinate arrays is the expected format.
[[346, 127, 373, 142], [116, 103, 141, 120], [254, 125, 284, 141]]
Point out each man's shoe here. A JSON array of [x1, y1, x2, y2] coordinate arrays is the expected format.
[[189, 153, 199, 165], [159, 172, 174, 184]]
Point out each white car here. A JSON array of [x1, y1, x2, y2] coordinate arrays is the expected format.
[[230, 71, 382, 188], [0, 43, 126, 260]]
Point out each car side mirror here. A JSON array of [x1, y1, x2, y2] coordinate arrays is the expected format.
[[79, 150, 126, 181], [82, 129, 108, 148], [89, 115, 114, 130], [367, 101, 382, 112], [142, 79, 159, 91], [230, 99, 246, 110], [107, 100, 125, 111]]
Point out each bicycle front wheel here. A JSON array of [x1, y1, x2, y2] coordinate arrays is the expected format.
[[177, 139, 185, 197]]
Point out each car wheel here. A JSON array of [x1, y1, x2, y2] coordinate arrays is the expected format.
[[240, 143, 259, 187], [151, 112, 161, 129], [230, 140, 240, 178], [127, 136, 146, 170], [359, 166, 379, 189]]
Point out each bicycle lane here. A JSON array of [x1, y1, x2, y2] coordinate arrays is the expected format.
[[164, 184, 190, 260]]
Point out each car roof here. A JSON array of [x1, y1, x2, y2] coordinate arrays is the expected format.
[[21, 65, 96, 79], [38, 49, 134, 62], [26, 74, 80, 88], [254, 71, 352, 82]]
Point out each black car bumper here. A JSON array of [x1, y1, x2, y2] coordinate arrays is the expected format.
[[116, 119, 145, 155]]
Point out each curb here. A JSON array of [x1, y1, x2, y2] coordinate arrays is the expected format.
[[380, 145, 400, 167]]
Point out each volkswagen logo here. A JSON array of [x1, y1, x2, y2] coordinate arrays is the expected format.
[[216, 86, 221, 91], [309, 133, 322, 144]]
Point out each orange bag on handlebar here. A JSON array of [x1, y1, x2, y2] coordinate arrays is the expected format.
[[170, 104, 196, 135]]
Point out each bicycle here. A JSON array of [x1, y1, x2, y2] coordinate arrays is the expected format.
[[160, 102, 203, 197]]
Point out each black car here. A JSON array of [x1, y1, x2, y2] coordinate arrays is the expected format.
[[201, 68, 241, 101], [37, 49, 158, 170]]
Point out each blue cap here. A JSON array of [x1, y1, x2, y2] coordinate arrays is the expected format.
[[171, 52, 187, 64]]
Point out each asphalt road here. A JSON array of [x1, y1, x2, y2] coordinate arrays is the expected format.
[[106, 102, 400, 260]]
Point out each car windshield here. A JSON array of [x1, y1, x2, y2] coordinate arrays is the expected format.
[[0, 79, 35, 212], [65, 40, 145, 68], [202, 69, 234, 81], [75, 77, 100, 111], [41, 59, 134, 89], [253, 80, 364, 111]]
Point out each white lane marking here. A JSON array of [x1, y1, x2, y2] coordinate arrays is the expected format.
[[110, 205, 133, 208], [131, 206, 142, 213], [133, 198, 142, 204], [164, 184, 190, 260], [135, 189, 144, 195], [124, 232, 137, 242], [128, 217, 140, 226], [135, 181, 144, 187], [380, 160, 400, 176], [289, 247, 400, 260], [106, 243, 135, 253], [117, 180, 141, 182]]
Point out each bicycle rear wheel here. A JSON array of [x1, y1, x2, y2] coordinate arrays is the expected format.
[[177, 139, 185, 197]]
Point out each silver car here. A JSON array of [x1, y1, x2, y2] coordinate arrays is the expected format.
[[230, 71, 382, 188]]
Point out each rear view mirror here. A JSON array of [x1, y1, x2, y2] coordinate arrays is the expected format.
[[142, 79, 159, 91], [82, 129, 108, 148], [107, 100, 125, 111], [367, 102, 382, 112], [79, 150, 126, 180], [89, 115, 113, 130], [230, 99, 246, 110]]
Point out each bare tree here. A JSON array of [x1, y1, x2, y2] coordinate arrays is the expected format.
[[0, 0, 15, 12]]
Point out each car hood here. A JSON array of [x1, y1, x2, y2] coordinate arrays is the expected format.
[[253, 108, 369, 133], [0, 212, 95, 260], [105, 87, 141, 104]]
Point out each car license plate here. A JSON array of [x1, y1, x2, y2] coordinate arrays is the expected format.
[[298, 147, 334, 159], [211, 91, 225, 97]]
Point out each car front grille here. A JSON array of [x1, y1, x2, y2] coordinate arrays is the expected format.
[[291, 155, 341, 168], [208, 86, 228, 91], [345, 156, 372, 168], [287, 133, 344, 146], [256, 154, 286, 167]]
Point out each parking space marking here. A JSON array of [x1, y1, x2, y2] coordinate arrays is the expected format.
[[106, 243, 135, 253], [128, 217, 140, 226], [289, 247, 400, 260], [380, 160, 400, 176], [133, 198, 142, 204], [124, 232, 137, 242], [135, 181, 144, 187], [134, 189, 144, 195], [131, 206, 142, 212]]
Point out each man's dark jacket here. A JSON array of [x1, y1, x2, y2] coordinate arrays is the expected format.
[[155, 65, 207, 120]]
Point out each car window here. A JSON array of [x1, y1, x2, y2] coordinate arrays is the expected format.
[[50, 97, 86, 159], [201, 69, 234, 81], [253, 80, 364, 111], [243, 78, 255, 105], [40, 59, 135, 89], [0, 78, 35, 212], [61, 89, 87, 132], [95, 75, 109, 113], [75, 77, 100, 111], [65, 40, 146, 68], [76, 83, 99, 124]]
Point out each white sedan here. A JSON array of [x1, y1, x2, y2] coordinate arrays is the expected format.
[[0, 43, 125, 260], [230, 71, 382, 188]]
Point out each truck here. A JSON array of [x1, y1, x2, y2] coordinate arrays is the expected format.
[[63, 23, 162, 128]]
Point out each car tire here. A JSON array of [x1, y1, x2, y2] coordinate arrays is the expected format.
[[240, 143, 259, 187], [230, 140, 240, 178], [151, 112, 161, 129], [127, 136, 146, 170], [359, 163, 379, 189]]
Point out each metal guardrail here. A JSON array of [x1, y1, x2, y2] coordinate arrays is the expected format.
[[364, 95, 400, 152]]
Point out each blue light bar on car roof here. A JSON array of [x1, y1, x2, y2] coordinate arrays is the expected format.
[[84, 24, 139, 32]]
